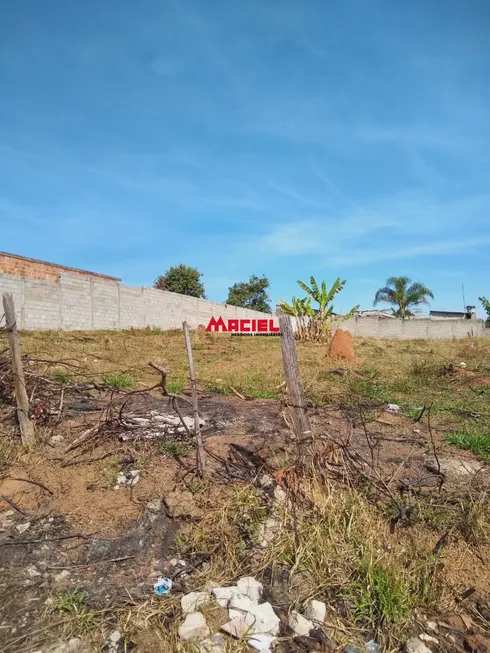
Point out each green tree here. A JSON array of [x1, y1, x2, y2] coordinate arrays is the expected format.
[[226, 275, 271, 313], [374, 276, 434, 318], [479, 297, 490, 326], [154, 265, 205, 298]]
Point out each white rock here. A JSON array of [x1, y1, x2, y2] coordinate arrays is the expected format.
[[50, 435, 64, 445], [46, 638, 83, 653], [247, 633, 276, 651], [237, 578, 263, 603], [147, 499, 162, 513], [0, 510, 15, 526], [229, 591, 256, 617], [248, 602, 281, 636], [16, 522, 31, 534], [257, 474, 274, 489], [257, 517, 280, 548], [109, 630, 122, 643], [212, 586, 239, 607], [181, 591, 210, 615], [289, 611, 313, 636], [459, 362, 467, 369], [437, 457, 482, 477], [426, 621, 438, 632], [162, 415, 180, 426], [405, 637, 432, 653], [26, 565, 42, 578], [178, 612, 210, 642], [385, 403, 401, 414], [198, 634, 226, 652], [54, 569, 71, 582], [273, 485, 287, 504], [221, 614, 255, 638], [419, 634, 438, 645], [304, 599, 326, 623]]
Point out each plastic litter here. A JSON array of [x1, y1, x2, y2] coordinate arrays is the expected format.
[[153, 577, 173, 596]]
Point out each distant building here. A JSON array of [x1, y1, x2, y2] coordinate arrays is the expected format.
[[355, 309, 395, 319], [0, 251, 120, 284], [430, 306, 476, 320]]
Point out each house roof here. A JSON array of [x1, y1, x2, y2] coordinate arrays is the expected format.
[[430, 310, 467, 318], [355, 310, 395, 318]]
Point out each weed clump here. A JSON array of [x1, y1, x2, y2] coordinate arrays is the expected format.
[[102, 373, 133, 389]]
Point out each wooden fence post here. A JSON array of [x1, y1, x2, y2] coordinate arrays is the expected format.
[[2, 293, 35, 446], [277, 307, 312, 447], [183, 321, 205, 476]]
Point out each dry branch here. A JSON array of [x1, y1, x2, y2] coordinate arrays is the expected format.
[[2, 293, 35, 446], [183, 321, 205, 477]]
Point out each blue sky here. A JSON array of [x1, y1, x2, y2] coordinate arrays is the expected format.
[[1, 0, 489, 314]]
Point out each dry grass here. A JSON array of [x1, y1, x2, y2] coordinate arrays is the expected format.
[[17, 329, 490, 406]]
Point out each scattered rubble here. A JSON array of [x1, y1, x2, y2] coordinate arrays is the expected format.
[[405, 637, 433, 653], [248, 633, 276, 651], [181, 591, 210, 615], [178, 611, 210, 642], [198, 634, 227, 652], [304, 599, 326, 623], [45, 638, 84, 653], [181, 578, 280, 648], [257, 516, 280, 548], [289, 610, 314, 636], [212, 586, 238, 607], [107, 630, 122, 652], [237, 576, 263, 603]]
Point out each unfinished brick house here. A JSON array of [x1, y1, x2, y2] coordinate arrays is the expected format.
[[0, 251, 120, 284]]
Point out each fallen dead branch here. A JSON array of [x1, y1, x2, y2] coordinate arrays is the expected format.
[[64, 426, 99, 454], [47, 555, 135, 569], [1, 476, 54, 495], [0, 532, 96, 546], [0, 494, 29, 516]]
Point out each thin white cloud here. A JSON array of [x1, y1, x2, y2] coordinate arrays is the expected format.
[[328, 236, 490, 267]]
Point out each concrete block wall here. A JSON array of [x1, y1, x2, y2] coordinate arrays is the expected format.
[[0, 272, 274, 332], [92, 280, 119, 330], [1, 271, 488, 339], [60, 274, 92, 330], [339, 315, 488, 339]]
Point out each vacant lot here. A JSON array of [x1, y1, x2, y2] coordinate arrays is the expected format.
[[1, 329, 490, 653]]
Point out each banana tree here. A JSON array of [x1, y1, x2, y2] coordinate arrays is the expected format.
[[279, 276, 359, 342]]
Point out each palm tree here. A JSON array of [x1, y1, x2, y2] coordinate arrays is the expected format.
[[374, 276, 434, 318]]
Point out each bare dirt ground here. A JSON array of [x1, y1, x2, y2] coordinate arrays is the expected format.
[[2, 389, 490, 652]]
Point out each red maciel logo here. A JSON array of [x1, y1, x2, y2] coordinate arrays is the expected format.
[[206, 317, 280, 334]]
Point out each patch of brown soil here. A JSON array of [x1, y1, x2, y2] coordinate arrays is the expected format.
[[328, 329, 357, 362]]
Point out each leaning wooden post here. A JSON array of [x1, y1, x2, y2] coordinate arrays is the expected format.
[[277, 307, 312, 452], [183, 321, 205, 476], [2, 293, 35, 446]]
